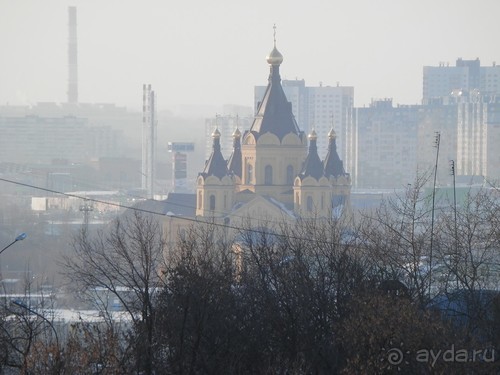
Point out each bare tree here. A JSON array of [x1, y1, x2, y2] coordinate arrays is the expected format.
[[435, 188, 500, 340], [155, 221, 238, 374], [62, 210, 166, 374], [359, 173, 434, 307]]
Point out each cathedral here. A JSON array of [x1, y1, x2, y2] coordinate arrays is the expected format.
[[195, 41, 351, 225]]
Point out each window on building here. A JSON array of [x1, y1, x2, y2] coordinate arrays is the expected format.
[[246, 164, 253, 184], [265, 165, 273, 185], [209, 195, 216, 211], [286, 165, 294, 185], [198, 191, 202, 209], [307, 196, 313, 212]]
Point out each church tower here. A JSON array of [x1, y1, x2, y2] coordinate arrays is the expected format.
[[294, 128, 351, 218], [240, 32, 307, 203], [323, 128, 351, 218], [196, 128, 235, 217], [227, 128, 242, 183], [293, 130, 331, 218]]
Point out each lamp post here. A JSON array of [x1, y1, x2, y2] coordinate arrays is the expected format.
[[0, 233, 27, 256]]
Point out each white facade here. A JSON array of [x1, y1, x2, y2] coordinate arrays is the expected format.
[[456, 99, 488, 177], [423, 59, 500, 102]]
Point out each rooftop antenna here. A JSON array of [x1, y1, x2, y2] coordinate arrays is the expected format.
[[428, 131, 440, 300], [450, 159, 458, 267]]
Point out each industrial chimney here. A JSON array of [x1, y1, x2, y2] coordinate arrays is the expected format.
[[142, 84, 156, 199], [68, 6, 78, 104]]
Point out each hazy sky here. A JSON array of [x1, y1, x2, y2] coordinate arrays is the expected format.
[[1, 0, 499, 115]]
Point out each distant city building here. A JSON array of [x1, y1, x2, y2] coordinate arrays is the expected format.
[[0, 115, 123, 165], [417, 92, 500, 184], [415, 99, 458, 186], [168, 142, 195, 193], [0, 102, 139, 139], [350, 94, 500, 189], [351, 99, 420, 188], [486, 96, 500, 182], [255, 80, 354, 160], [1, 116, 86, 164], [204, 115, 253, 160], [423, 58, 500, 103]]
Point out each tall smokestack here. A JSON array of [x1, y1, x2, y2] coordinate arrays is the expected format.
[[68, 6, 78, 104], [142, 84, 156, 199]]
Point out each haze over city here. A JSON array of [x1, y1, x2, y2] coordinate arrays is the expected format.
[[2, 1, 500, 372], [1, 0, 500, 114]]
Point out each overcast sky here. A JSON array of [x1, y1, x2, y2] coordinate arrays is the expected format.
[[1, 0, 499, 115]]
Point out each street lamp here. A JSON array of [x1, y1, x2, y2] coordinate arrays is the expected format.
[[0, 233, 27, 256]]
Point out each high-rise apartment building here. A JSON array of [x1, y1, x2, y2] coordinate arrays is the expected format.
[[351, 99, 420, 189], [423, 58, 500, 103], [0, 115, 122, 164], [486, 97, 500, 182]]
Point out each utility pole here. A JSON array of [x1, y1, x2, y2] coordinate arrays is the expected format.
[[429, 132, 440, 300], [79, 199, 93, 234]]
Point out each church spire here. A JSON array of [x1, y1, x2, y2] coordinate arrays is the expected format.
[[200, 126, 229, 179], [298, 129, 323, 180], [248, 26, 301, 140], [323, 128, 347, 178], [227, 126, 242, 178]]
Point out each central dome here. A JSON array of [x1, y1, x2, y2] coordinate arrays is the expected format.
[[266, 46, 283, 66]]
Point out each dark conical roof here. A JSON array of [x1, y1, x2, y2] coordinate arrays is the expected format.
[[298, 130, 324, 180], [200, 129, 229, 179], [249, 45, 301, 140], [227, 128, 242, 178], [323, 129, 347, 178]]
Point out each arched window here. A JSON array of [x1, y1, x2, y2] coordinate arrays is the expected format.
[[286, 165, 294, 185], [246, 163, 253, 184], [224, 194, 227, 209], [307, 196, 313, 212], [209, 195, 216, 211], [265, 165, 273, 185], [198, 191, 202, 209], [321, 193, 324, 209]]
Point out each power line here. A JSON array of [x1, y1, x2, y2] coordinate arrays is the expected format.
[[11, 170, 296, 227], [0, 177, 350, 246]]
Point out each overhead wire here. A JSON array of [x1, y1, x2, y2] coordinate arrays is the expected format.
[[9, 169, 295, 227], [0, 177, 351, 246]]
